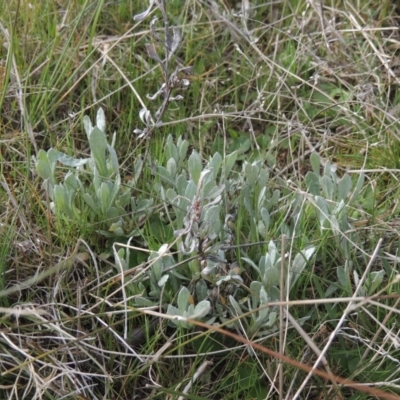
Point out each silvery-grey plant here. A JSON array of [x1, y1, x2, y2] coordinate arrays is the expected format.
[[154, 135, 238, 263], [238, 240, 316, 336], [305, 152, 365, 235], [303, 152, 385, 296], [34, 108, 152, 238], [148, 137, 306, 333]]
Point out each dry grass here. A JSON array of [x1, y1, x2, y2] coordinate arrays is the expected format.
[[1, 0, 400, 399]]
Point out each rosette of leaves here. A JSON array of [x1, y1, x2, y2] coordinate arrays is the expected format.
[[239, 159, 282, 241], [167, 286, 211, 329], [34, 108, 152, 237], [120, 243, 185, 306], [154, 135, 238, 257], [302, 153, 387, 296], [235, 241, 315, 336], [305, 152, 364, 237]]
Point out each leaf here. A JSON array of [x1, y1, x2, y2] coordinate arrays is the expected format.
[[145, 43, 163, 65], [177, 286, 191, 312], [157, 166, 173, 185], [96, 108, 106, 133], [242, 258, 260, 274], [330, 214, 340, 236], [203, 184, 225, 201], [208, 152, 222, 177], [258, 168, 269, 188], [320, 175, 334, 200], [57, 153, 90, 168], [203, 204, 221, 235], [242, 187, 253, 216], [265, 241, 278, 269], [257, 220, 266, 238], [184, 180, 197, 201], [107, 175, 121, 212], [243, 162, 258, 186], [35, 150, 53, 182], [315, 196, 330, 228], [139, 108, 152, 125], [325, 284, 338, 297], [238, 363, 258, 389], [201, 175, 216, 198], [133, 0, 156, 21], [107, 206, 120, 221], [178, 138, 189, 162], [353, 270, 360, 287], [54, 185, 74, 218], [166, 304, 181, 317], [64, 171, 79, 192], [132, 157, 143, 184], [158, 243, 169, 256], [367, 270, 385, 295], [229, 295, 242, 316], [216, 275, 232, 286], [170, 26, 181, 54], [158, 274, 169, 287], [266, 311, 277, 327], [192, 301, 211, 318], [260, 208, 270, 230], [289, 247, 316, 290], [348, 172, 364, 205], [166, 188, 178, 203], [257, 286, 269, 321], [269, 189, 280, 207], [337, 266, 349, 288], [83, 193, 100, 214], [92, 165, 101, 193], [221, 150, 238, 182], [151, 257, 164, 283], [135, 297, 154, 307], [188, 150, 202, 184], [98, 182, 111, 214], [338, 174, 352, 201], [324, 161, 337, 176], [83, 115, 93, 137], [89, 127, 108, 177], [305, 171, 320, 195], [195, 279, 208, 302], [107, 144, 119, 174], [257, 187, 266, 211], [250, 281, 262, 309], [310, 152, 320, 175], [166, 158, 177, 178], [109, 219, 122, 233], [166, 135, 178, 162], [176, 173, 188, 196], [263, 267, 279, 288], [166, 304, 190, 328]]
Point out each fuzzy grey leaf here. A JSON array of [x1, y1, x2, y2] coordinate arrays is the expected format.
[[170, 27, 181, 54], [133, 0, 156, 21], [96, 108, 106, 133], [145, 43, 163, 65]]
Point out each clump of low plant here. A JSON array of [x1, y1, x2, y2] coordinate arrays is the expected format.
[[34, 108, 152, 240]]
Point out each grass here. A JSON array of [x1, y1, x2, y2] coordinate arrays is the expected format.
[[1, 0, 400, 399]]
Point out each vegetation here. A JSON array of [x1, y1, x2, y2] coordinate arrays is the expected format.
[[1, 0, 400, 399]]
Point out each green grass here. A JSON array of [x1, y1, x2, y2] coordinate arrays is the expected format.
[[1, 0, 400, 399]]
